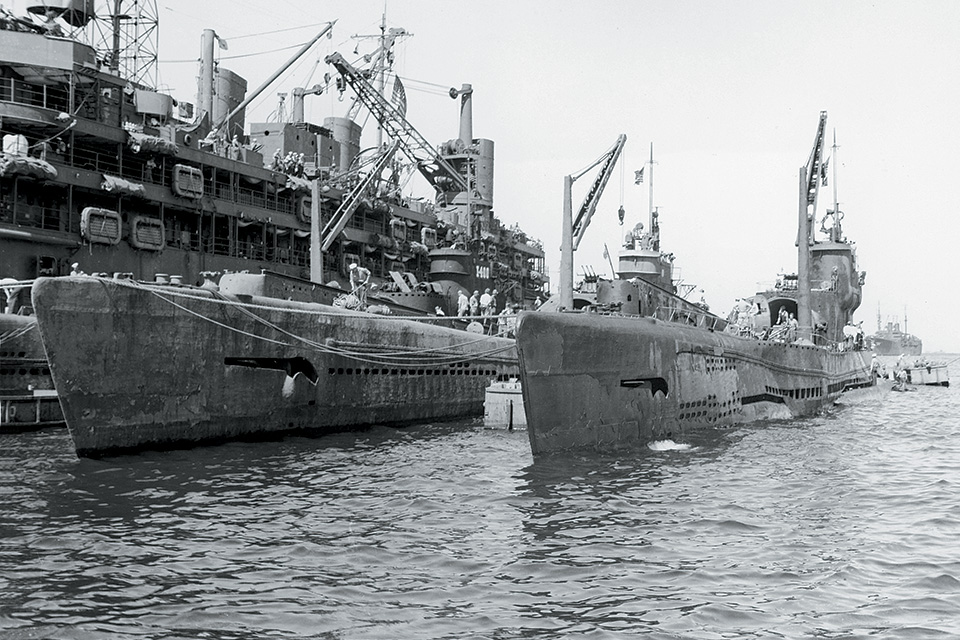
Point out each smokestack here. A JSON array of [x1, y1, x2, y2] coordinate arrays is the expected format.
[[457, 84, 473, 146], [292, 87, 305, 124]]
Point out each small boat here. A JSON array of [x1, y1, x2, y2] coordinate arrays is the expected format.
[[899, 358, 950, 387]]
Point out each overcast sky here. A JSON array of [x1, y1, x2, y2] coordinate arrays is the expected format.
[[15, 0, 958, 350]]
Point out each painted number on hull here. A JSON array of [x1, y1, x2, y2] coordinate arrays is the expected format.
[[476, 265, 490, 279]]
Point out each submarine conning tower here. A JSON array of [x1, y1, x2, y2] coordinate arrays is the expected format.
[[808, 240, 863, 343], [616, 214, 675, 293]]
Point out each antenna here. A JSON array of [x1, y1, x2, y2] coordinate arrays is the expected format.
[[85, 0, 160, 88]]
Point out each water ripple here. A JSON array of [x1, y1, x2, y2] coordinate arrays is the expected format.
[[1, 383, 959, 637]]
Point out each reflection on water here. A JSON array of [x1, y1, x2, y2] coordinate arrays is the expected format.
[[2, 383, 959, 638]]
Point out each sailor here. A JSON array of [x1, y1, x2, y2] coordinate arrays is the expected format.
[[842, 322, 859, 350], [434, 306, 445, 316], [228, 135, 242, 161], [348, 263, 371, 306], [480, 288, 493, 331], [895, 368, 908, 391], [469, 290, 479, 316], [497, 307, 510, 336], [457, 290, 469, 317], [787, 313, 798, 342], [480, 288, 492, 314], [506, 304, 520, 337], [0, 277, 22, 314], [870, 354, 880, 377]]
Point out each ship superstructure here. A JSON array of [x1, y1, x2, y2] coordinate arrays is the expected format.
[[0, 2, 546, 430]]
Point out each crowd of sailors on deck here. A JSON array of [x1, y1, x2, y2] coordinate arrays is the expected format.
[[451, 287, 520, 337], [337, 267, 521, 337], [271, 150, 306, 177], [726, 299, 866, 351]]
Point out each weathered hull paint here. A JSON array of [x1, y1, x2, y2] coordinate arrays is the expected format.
[[32, 277, 517, 457], [515, 311, 879, 454]]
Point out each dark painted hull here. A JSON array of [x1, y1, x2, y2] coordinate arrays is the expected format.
[[0, 313, 63, 431], [515, 311, 880, 454], [32, 276, 517, 457]]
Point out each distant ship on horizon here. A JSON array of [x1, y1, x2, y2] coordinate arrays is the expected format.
[[868, 305, 922, 356]]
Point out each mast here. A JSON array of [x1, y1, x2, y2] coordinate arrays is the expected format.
[[797, 166, 812, 340], [830, 130, 843, 243], [376, 10, 387, 147], [647, 142, 655, 231], [199, 29, 216, 122], [560, 175, 574, 310], [311, 180, 322, 283], [110, 0, 121, 75]]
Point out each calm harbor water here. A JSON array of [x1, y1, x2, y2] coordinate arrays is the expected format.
[[1, 381, 959, 638]]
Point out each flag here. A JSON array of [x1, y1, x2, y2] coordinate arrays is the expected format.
[[215, 34, 228, 50], [634, 168, 644, 184], [602, 244, 610, 260], [391, 75, 407, 117]]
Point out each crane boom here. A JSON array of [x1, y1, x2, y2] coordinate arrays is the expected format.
[[797, 110, 829, 341], [804, 110, 828, 210], [560, 134, 627, 309], [214, 22, 335, 134], [324, 52, 469, 195], [572, 134, 627, 250], [320, 141, 401, 252]]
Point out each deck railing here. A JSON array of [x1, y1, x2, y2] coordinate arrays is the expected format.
[[654, 306, 728, 332], [0, 77, 71, 113]]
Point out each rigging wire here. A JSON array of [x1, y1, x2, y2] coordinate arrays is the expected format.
[[113, 280, 518, 367], [160, 40, 309, 63], [228, 21, 334, 41]]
